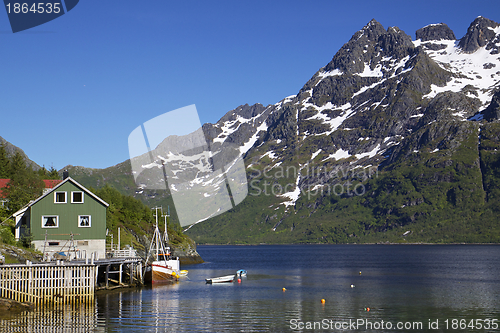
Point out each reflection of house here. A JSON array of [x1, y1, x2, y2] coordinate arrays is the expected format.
[[0, 179, 62, 208], [13, 176, 109, 259]]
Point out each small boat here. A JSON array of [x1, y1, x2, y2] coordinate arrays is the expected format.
[[205, 274, 236, 284], [236, 269, 247, 277], [179, 270, 189, 277], [53, 252, 67, 260]]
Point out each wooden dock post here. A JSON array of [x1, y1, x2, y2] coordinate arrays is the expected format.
[[105, 264, 110, 289]]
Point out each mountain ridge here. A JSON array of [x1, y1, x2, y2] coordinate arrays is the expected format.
[[59, 16, 500, 244], [0, 136, 41, 171]]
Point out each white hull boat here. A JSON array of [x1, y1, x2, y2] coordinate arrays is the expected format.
[[205, 274, 235, 284], [144, 207, 180, 284]]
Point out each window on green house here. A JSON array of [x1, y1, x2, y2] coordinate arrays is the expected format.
[[42, 215, 59, 228], [78, 215, 91, 227], [71, 191, 84, 203], [54, 191, 67, 203]]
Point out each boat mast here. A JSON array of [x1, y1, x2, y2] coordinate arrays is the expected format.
[[148, 206, 166, 262], [163, 206, 169, 245], [155, 207, 159, 258]]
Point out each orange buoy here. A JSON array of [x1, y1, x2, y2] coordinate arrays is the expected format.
[[282, 287, 286, 292], [364, 307, 370, 312], [321, 299, 326, 304], [238, 278, 241, 283]]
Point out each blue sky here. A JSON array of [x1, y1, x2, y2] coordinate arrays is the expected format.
[[1, 0, 499, 170]]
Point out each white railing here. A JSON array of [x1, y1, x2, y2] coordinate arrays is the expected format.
[[111, 249, 139, 258], [0, 262, 96, 305]]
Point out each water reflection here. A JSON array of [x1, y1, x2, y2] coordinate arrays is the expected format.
[[0, 245, 499, 332], [0, 302, 103, 333]]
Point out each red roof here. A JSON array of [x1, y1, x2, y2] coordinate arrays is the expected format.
[[0, 179, 9, 199], [0, 179, 9, 189], [43, 179, 62, 188], [0, 179, 62, 198]]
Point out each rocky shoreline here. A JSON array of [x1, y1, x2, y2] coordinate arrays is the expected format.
[[0, 298, 34, 317], [171, 238, 204, 265]]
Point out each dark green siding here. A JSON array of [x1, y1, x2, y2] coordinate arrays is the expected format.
[[30, 181, 107, 241]]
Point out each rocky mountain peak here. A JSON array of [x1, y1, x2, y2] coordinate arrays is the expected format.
[[379, 26, 414, 56], [355, 18, 387, 41], [415, 23, 456, 42], [323, 20, 414, 75], [458, 16, 500, 53], [219, 103, 267, 123]]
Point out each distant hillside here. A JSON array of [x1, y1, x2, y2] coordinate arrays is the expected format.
[[0, 136, 40, 170], [60, 162, 179, 218]]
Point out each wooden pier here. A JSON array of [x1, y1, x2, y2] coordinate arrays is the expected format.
[[0, 257, 143, 306]]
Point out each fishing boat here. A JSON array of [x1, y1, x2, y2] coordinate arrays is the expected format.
[[205, 274, 236, 284], [144, 207, 180, 284]]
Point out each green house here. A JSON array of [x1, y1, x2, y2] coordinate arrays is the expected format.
[[13, 177, 109, 260]]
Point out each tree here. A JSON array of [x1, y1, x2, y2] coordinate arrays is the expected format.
[[0, 143, 10, 178], [3, 168, 44, 212], [36, 165, 60, 180], [9, 151, 26, 177], [37, 166, 48, 178], [48, 166, 60, 179]]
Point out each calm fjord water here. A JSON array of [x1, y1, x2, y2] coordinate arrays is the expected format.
[[1, 244, 500, 332]]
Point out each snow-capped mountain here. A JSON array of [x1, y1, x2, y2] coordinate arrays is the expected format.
[[70, 16, 500, 244], [184, 16, 500, 243], [193, 16, 497, 200]]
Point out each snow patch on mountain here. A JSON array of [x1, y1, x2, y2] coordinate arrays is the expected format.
[[322, 148, 351, 161], [275, 95, 296, 110], [214, 112, 267, 144], [358, 62, 384, 77], [240, 121, 268, 154], [261, 151, 278, 160], [279, 172, 301, 207], [417, 35, 500, 106], [355, 144, 382, 160], [311, 149, 322, 160], [317, 69, 342, 79]]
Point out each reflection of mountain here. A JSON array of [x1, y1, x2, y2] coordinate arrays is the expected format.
[[67, 16, 500, 244]]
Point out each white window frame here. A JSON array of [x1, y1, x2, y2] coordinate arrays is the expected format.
[[54, 191, 67, 203], [78, 215, 91, 228], [71, 191, 84, 203], [42, 215, 59, 228]]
